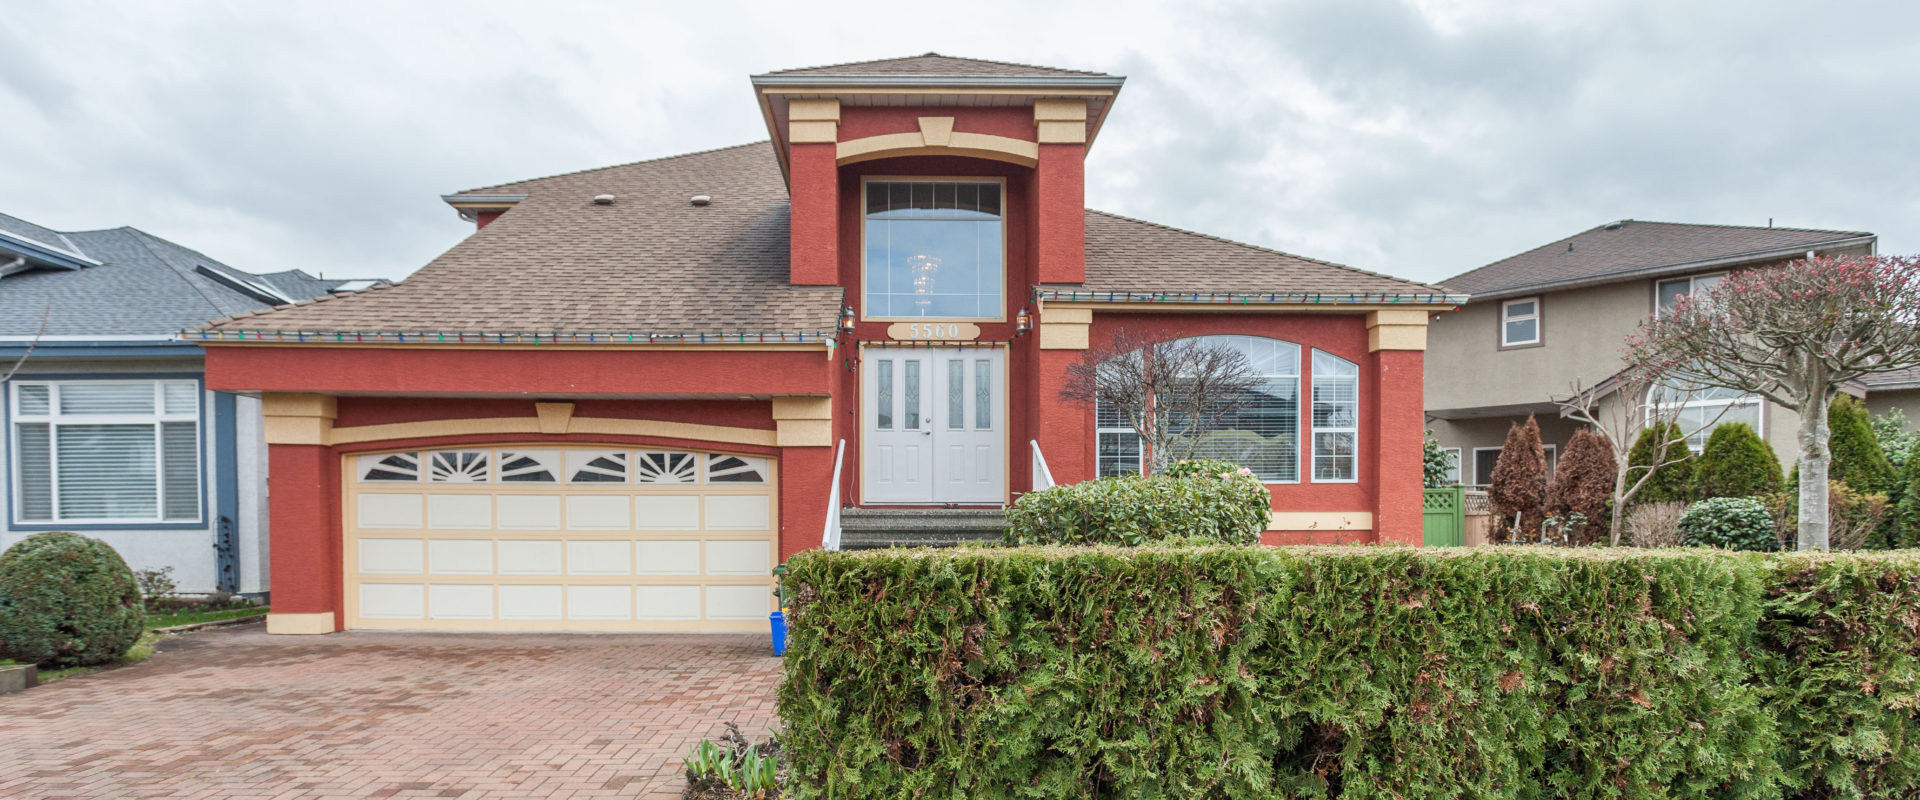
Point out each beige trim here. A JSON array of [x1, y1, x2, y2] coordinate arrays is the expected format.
[[1037, 305, 1092, 351], [788, 98, 840, 144], [446, 202, 520, 212], [1049, 302, 1458, 314], [266, 612, 336, 635], [1034, 99, 1089, 144], [328, 417, 779, 448], [917, 116, 954, 146], [535, 403, 575, 434], [772, 396, 834, 447], [790, 121, 838, 143], [199, 342, 831, 353], [262, 393, 336, 446], [885, 321, 982, 341], [787, 98, 841, 122], [1366, 309, 1431, 352], [763, 87, 1116, 99], [1268, 511, 1374, 531], [837, 131, 1039, 167]]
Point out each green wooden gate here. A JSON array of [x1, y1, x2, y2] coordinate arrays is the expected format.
[[1422, 487, 1465, 547]]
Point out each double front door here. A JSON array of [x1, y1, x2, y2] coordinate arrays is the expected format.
[[862, 346, 1006, 504]]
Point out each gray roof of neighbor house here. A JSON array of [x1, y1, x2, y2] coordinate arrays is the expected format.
[[761, 53, 1106, 78], [0, 212, 363, 338], [1863, 365, 1920, 392], [1442, 219, 1876, 300], [200, 141, 1452, 341]]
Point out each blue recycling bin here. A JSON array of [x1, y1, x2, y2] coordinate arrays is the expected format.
[[769, 611, 787, 656]]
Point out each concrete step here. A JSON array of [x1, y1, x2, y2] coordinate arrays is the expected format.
[[837, 507, 1006, 550]]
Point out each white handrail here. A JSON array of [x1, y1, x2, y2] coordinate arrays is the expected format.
[[821, 439, 847, 551], [1030, 439, 1055, 491]]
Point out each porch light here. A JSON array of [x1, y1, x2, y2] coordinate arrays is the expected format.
[[839, 305, 857, 334], [1015, 308, 1031, 336]]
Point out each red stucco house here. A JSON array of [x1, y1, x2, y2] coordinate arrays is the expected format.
[[197, 55, 1465, 635]]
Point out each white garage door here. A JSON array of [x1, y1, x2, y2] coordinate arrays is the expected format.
[[343, 445, 777, 632]]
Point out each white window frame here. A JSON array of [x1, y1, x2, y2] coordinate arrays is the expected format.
[[1500, 297, 1542, 347], [1441, 447, 1462, 486], [1094, 399, 1144, 478], [1309, 349, 1360, 483], [1646, 384, 1764, 453], [10, 379, 203, 525], [1656, 272, 1726, 314]]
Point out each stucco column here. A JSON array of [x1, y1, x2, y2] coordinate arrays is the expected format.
[[1034, 100, 1087, 285], [260, 393, 341, 633], [1367, 311, 1429, 545], [788, 99, 840, 286]]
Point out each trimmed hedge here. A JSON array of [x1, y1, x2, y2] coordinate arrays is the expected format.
[[0, 531, 146, 668], [1681, 496, 1777, 551], [1003, 463, 1269, 546], [780, 546, 1920, 799]]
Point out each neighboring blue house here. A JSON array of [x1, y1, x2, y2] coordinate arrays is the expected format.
[[0, 211, 378, 595]]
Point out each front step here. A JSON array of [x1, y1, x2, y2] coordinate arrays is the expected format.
[[837, 508, 1006, 550]]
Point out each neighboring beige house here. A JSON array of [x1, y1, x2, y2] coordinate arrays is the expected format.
[[1426, 219, 1919, 487]]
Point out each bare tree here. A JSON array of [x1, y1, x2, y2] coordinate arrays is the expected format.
[[1626, 254, 1920, 551], [1556, 370, 1735, 546], [1061, 329, 1264, 473]]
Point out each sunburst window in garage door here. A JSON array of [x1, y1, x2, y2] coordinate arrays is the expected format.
[[345, 445, 775, 632]]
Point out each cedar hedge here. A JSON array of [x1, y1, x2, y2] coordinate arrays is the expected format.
[[0, 531, 146, 668], [780, 546, 1920, 799]]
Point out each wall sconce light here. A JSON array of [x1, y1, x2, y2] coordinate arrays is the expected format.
[[839, 305, 857, 335], [1015, 307, 1032, 336]]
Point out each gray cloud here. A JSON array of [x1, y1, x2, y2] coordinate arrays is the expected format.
[[1, 0, 1914, 285]]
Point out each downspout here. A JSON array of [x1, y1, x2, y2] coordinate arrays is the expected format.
[[0, 256, 25, 278]]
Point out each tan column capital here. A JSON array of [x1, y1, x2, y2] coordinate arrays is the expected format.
[[773, 396, 833, 447], [1366, 309, 1429, 352], [1033, 99, 1088, 144], [1038, 305, 1092, 350], [789, 98, 841, 144], [262, 393, 336, 445]]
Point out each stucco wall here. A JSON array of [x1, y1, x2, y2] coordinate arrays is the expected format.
[[1426, 280, 1652, 415], [1866, 388, 1920, 432]]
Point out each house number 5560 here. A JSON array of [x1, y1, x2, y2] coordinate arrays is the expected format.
[[885, 322, 981, 341]]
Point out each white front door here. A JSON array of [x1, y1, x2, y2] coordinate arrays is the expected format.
[[862, 346, 1006, 504]]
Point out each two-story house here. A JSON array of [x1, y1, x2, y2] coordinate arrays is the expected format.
[[0, 211, 375, 594], [1424, 219, 1915, 487], [191, 54, 1463, 636]]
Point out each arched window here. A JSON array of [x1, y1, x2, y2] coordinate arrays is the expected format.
[[1095, 335, 1303, 483], [1311, 350, 1359, 482]]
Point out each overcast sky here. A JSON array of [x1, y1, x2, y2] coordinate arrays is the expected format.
[[3, 1, 1915, 286]]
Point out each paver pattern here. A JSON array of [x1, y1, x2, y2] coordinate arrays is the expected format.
[[0, 624, 782, 799]]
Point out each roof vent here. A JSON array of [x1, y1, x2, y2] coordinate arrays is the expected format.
[[1603, 220, 1627, 230], [593, 194, 616, 205], [690, 195, 712, 207]]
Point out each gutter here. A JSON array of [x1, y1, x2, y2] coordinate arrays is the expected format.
[[188, 329, 840, 346], [749, 74, 1126, 91], [1455, 235, 1879, 302], [1034, 288, 1470, 306]]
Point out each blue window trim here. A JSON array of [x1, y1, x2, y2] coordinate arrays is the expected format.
[[0, 340, 204, 360], [4, 372, 214, 532]]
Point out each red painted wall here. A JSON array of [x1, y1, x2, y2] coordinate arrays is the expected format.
[[267, 444, 342, 625], [789, 142, 839, 285], [205, 346, 835, 397]]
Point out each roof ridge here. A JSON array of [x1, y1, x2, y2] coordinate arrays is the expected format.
[[197, 281, 397, 329], [1604, 217, 1873, 237], [122, 227, 236, 317], [457, 141, 772, 194], [762, 52, 1105, 77], [1086, 208, 1444, 292]]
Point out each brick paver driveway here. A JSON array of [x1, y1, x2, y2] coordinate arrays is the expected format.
[[0, 624, 782, 799]]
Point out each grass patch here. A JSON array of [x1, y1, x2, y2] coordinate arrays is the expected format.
[[37, 631, 161, 684], [146, 606, 267, 629]]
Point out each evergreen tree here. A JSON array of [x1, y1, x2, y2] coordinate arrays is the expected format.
[[1546, 428, 1617, 544], [1828, 395, 1894, 493], [1488, 416, 1548, 542], [1692, 421, 1784, 499], [1625, 420, 1696, 504], [1897, 438, 1920, 548]]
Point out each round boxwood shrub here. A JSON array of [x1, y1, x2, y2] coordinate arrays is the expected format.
[[0, 531, 146, 667], [1005, 460, 1270, 546], [1678, 497, 1777, 551]]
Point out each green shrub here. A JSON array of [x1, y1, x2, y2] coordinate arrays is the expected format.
[[0, 531, 145, 668], [1003, 466, 1270, 547], [1423, 430, 1457, 488], [1897, 439, 1920, 547], [1694, 422, 1784, 499], [1680, 496, 1777, 551], [1829, 395, 1895, 494], [1627, 420, 1696, 504], [782, 547, 1920, 800]]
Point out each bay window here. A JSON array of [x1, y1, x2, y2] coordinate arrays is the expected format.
[[11, 380, 201, 524], [863, 180, 1004, 319]]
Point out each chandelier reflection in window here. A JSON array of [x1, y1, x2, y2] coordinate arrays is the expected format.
[[907, 252, 940, 308]]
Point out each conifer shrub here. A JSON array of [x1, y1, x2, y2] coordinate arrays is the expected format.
[[1693, 421, 1784, 500], [1546, 428, 1616, 544], [781, 547, 1920, 800], [1897, 439, 1920, 547], [1829, 395, 1895, 494], [1488, 416, 1548, 541], [1627, 420, 1696, 504], [1003, 462, 1269, 546], [1680, 496, 1777, 551], [0, 531, 145, 668]]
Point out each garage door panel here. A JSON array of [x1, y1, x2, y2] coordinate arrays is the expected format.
[[634, 495, 700, 530], [427, 539, 493, 574], [497, 540, 564, 575], [636, 540, 701, 575], [347, 445, 775, 632]]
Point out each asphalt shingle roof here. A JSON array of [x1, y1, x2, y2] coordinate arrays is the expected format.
[[0, 213, 350, 338], [762, 53, 1105, 78], [1442, 219, 1874, 299], [205, 141, 1446, 339]]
